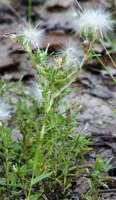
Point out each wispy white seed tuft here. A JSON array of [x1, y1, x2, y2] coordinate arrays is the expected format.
[[11, 129, 23, 141], [75, 7, 114, 38], [57, 97, 70, 116], [25, 81, 43, 102], [18, 23, 44, 48], [62, 41, 84, 68], [0, 100, 13, 122], [58, 94, 80, 117]]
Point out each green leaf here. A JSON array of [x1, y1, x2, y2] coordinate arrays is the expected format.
[[0, 178, 6, 186], [31, 172, 52, 186], [29, 190, 44, 200]]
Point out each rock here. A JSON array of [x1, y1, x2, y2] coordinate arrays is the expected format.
[[46, 0, 74, 11], [0, 45, 20, 74], [101, 192, 116, 200], [89, 86, 113, 99], [101, 67, 116, 78], [74, 177, 91, 194]]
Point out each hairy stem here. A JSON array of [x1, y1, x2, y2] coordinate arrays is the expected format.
[[100, 40, 116, 68], [91, 49, 116, 83]]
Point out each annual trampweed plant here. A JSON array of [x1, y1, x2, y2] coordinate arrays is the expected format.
[[0, 1, 115, 199]]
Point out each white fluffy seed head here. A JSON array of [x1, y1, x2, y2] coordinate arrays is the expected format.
[[25, 81, 43, 102], [19, 23, 44, 48], [0, 100, 12, 122], [62, 41, 84, 68], [75, 7, 114, 38]]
